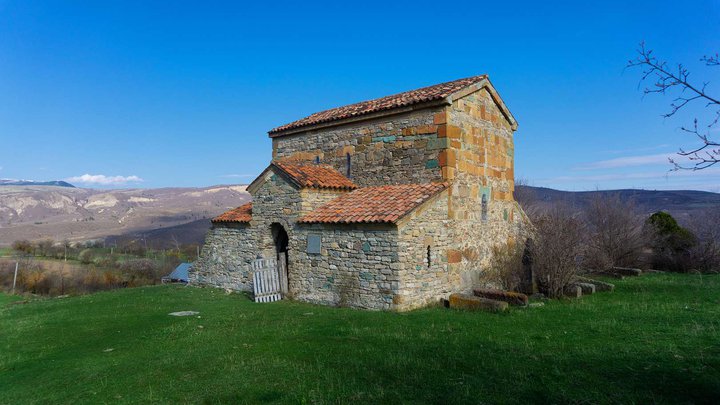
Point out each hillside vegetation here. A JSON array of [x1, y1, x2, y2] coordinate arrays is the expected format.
[[1, 274, 718, 404]]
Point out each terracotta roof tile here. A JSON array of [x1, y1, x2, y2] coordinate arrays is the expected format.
[[269, 75, 487, 135], [274, 162, 357, 190], [212, 202, 252, 224], [298, 183, 448, 224]]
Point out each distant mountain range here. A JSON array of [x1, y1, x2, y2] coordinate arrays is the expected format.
[[516, 186, 720, 221], [0, 183, 717, 248], [0, 179, 75, 188]]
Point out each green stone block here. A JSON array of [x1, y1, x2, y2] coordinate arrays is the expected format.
[[360, 272, 375, 281], [503, 209, 508, 221], [425, 159, 439, 169], [427, 137, 449, 150], [480, 186, 492, 200], [362, 242, 371, 253], [372, 136, 396, 143]]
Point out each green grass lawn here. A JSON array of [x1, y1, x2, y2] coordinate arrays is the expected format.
[[0, 293, 22, 307], [1, 274, 719, 404]]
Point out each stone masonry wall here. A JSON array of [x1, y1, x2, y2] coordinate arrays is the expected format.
[[396, 191, 453, 310], [190, 170, 404, 310], [189, 223, 256, 291], [443, 88, 531, 287], [250, 169, 304, 259], [300, 188, 348, 215], [271, 107, 446, 187], [291, 223, 400, 310]]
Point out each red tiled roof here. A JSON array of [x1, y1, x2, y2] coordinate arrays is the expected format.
[[274, 162, 357, 190], [269, 75, 487, 135], [212, 202, 252, 224], [298, 183, 448, 224]]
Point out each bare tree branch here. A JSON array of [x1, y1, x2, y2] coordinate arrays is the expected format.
[[627, 42, 719, 170]]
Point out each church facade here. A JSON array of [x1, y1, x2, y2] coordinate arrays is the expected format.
[[189, 75, 530, 311]]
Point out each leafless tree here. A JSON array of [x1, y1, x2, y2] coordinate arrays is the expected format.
[[685, 207, 720, 272], [170, 234, 181, 254], [627, 42, 719, 170], [513, 177, 537, 213], [531, 206, 586, 298], [584, 194, 647, 269]]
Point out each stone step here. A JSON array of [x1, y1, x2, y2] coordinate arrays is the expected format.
[[472, 288, 529, 306], [564, 285, 583, 298], [448, 293, 509, 312], [612, 267, 642, 277], [570, 282, 596, 295], [575, 276, 615, 292]]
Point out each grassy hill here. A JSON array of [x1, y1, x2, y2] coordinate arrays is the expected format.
[[1, 274, 719, 404]]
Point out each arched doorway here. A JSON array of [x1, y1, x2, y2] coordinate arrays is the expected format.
[[271, 223, 289, 295]]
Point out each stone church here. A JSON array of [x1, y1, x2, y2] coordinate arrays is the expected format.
[[189, 75, 530, 310]]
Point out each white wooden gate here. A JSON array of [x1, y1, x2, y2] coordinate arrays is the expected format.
[[252, 258, 281, 302]]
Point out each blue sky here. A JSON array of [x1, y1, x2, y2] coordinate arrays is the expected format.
[[1, 0, 719, 191]]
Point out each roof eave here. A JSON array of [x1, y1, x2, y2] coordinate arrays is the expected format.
[[268, 98, 451, 138], [211, 220, 251, 224]]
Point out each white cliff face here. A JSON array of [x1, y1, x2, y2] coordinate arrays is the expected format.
[[0, 184, 251, 245], [84, 194, 120, 209], [0, 188, 85, 219]]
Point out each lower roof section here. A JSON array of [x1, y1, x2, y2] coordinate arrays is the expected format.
[[298, 182, 448, 225], [212, 202, 252, 224]]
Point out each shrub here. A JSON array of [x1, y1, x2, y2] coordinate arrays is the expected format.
[[684, 208, 720, 273], [12, 240, 33, 255], [647, 212, 698, 272], [485, 242, 525, 291], [78, 249, 95, 265], [530, 206, 585, 298], [584, 194, 647, 269], [119, 259, 161, 283]]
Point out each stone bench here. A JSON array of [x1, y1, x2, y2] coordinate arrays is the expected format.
[[575, 276, 615, 292], [564, 285, 583, 298], [570, 282, 596, 295], [448, 293, 508, 312], [472, 288, 529, 306], [612, 267, 643, 277]]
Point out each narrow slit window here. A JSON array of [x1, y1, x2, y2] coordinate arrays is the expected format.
[[426, 246, 431, 268], [346, 153, 352, 178], [481, 194, 488, 221], [314, 156, 320, 164]]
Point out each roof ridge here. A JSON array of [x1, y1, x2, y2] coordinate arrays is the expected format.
[[269, 75, 487, 135]]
